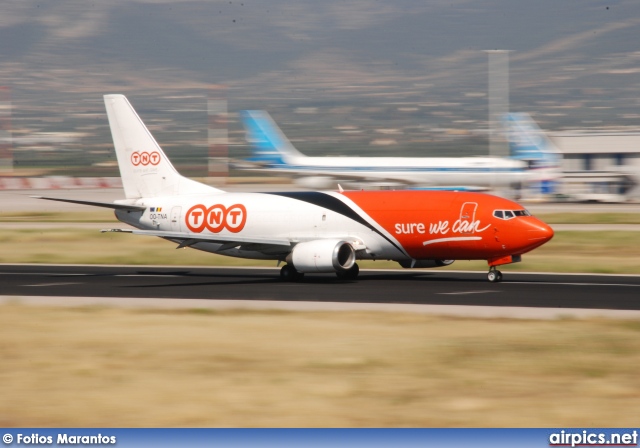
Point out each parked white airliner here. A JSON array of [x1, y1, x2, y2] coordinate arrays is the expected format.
[[36, 95, 553, 282], [240, 110, 561, 191]]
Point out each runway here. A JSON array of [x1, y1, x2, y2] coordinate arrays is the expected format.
[[1, 265, 639, 318]]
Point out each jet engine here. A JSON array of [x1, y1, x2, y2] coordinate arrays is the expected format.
[[294, 176, 336, 190], [398, 259, 455, 269], [288, 239, 356, 273]]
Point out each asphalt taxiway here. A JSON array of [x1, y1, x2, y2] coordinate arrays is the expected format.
[[1, 265, 639, 319]]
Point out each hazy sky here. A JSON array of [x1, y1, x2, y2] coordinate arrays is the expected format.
[[2, 1, 638, 85], [1, 0, 640, 130]]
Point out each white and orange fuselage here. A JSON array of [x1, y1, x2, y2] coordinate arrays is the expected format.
[[115, 189, 553, 268]]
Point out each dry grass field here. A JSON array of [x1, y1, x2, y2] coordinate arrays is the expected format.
[[1, 304, 639, 427]]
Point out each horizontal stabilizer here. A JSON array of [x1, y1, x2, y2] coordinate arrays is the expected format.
[[32, 196, 146, 212]]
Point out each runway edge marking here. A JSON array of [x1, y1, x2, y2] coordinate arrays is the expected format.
[[2, 295, 640, 321]]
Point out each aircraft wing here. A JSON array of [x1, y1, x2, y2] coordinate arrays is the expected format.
[[101, 228, 293, 252], [33, 196, 147, 212]]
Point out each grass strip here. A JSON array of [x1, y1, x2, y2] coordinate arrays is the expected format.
[[0, 211, 114, 223], [1, 228, 639, 274], [0, 305, 638, 427]]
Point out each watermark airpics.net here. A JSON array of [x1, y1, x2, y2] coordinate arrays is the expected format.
[[549, 430, 638, 447]]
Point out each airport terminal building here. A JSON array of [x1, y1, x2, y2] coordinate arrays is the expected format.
[[548, 131, 640, 202]]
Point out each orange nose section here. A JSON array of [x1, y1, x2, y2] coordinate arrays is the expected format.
[[528, 221, 554, 244], [519, 219, 554, 254]]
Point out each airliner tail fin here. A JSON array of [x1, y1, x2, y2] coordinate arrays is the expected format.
[[240, 110, 304, 165], [505, 113, 561, 168], [104, 94, 223, 198], [505, 112, 562, 194]]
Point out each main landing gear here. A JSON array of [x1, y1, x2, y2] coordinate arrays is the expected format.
[[487, 267, 503, 283], [279, 263, 360, 282], [280, 264, 304, 282], [336, 263, 359, 280]]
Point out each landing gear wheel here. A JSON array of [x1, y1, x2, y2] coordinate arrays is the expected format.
[[280, 264, 302, 282], [487, 269, 502, 283], [336, 263, 359, 280]]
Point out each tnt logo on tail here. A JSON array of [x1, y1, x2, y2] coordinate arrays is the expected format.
[[131, 151, 161, 166]]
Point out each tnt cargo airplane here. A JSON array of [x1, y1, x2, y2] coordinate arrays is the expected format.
[[240, 110, 561, 192], [36, 95, 554, 283]]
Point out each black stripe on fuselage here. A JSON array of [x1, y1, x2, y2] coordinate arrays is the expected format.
[[264, 191, 406, 255]]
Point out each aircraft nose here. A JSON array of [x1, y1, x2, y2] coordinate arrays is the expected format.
[[527, 220, 554, 243]]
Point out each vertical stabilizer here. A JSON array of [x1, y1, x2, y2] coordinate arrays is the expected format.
[[505, 113, 561, 168], [505, 112, 562, 194], [104, 94, 222, 198], [240, 110, 304, 165]]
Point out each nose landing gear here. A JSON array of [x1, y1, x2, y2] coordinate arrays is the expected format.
[[487, 267, 503, 283]]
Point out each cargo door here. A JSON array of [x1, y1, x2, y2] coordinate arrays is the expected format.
[[458, 202, 478, 234], [170, 206, 182, 232]]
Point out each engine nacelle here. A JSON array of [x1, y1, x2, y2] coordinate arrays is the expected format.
[[294, 176, 336, 190], [398, 259, 455, 269], [288, 239, 356, 273]]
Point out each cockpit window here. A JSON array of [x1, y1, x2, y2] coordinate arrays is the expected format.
[[493, 209, 531, 220]]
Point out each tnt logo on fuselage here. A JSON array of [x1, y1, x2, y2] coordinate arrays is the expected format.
[[185, 204, 247, 233]]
